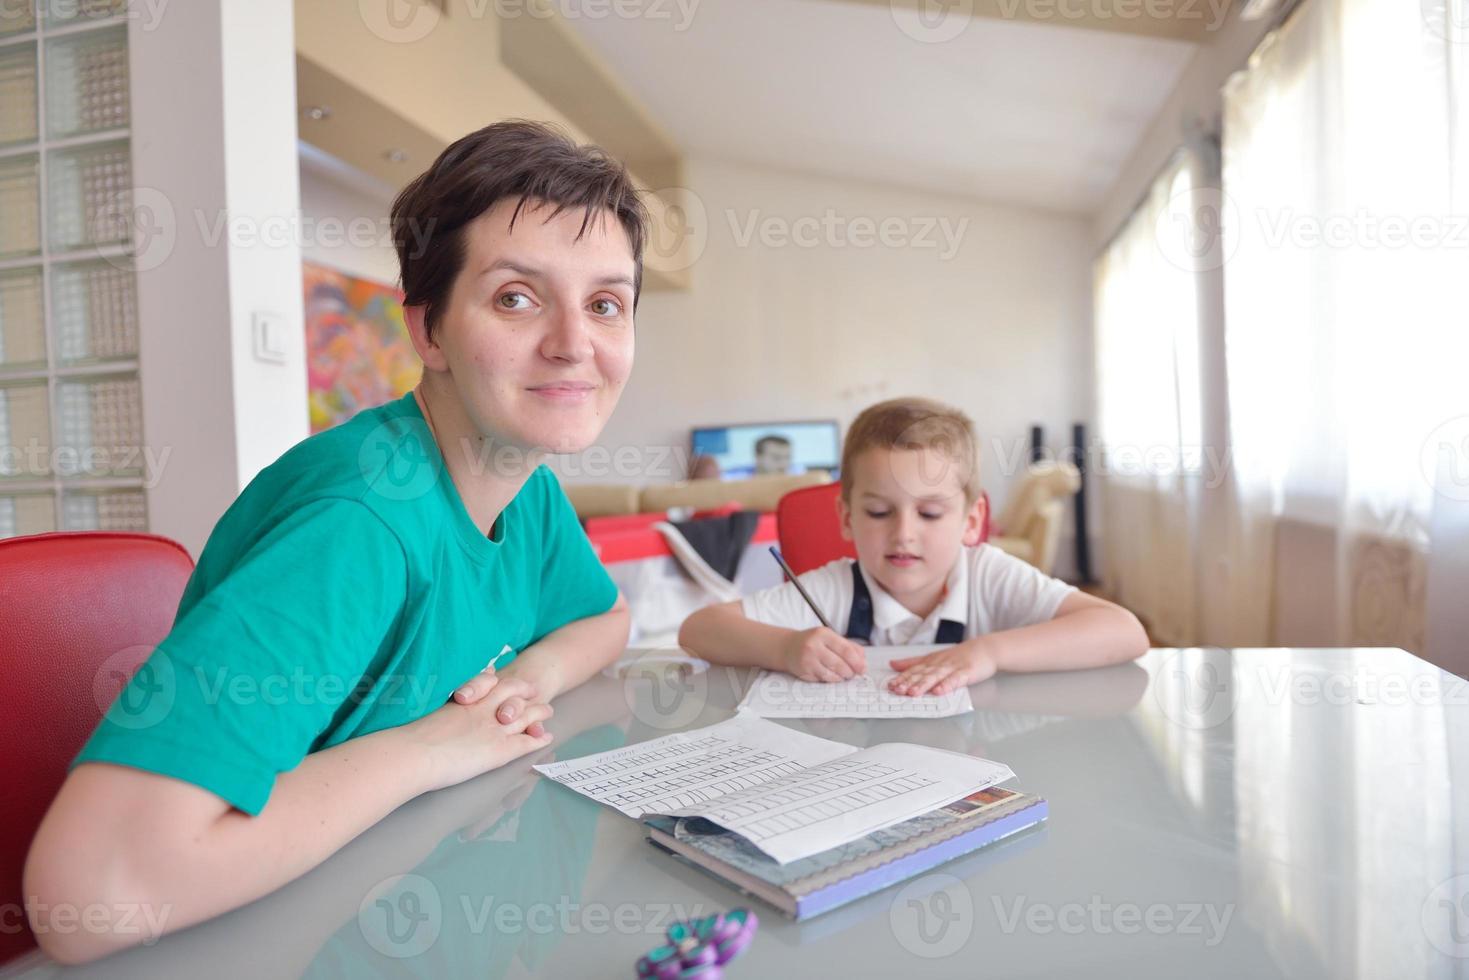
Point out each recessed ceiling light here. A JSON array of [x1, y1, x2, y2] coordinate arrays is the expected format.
[[301, 105, 332, 121], [384, 149, 409, 163]]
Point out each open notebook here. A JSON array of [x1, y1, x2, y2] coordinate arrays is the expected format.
[[737, 644, 974, 719], [533, 713, 1014, 864]]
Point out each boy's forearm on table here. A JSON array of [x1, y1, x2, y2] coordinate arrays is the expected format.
[[679, 606, 787, 672], [979, 607, 1148, 673]]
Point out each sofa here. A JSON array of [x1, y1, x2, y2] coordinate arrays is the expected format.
[[561, 471, 831, 520], [987, 461, 1082, 576]]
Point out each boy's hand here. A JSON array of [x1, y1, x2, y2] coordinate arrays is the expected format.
[[452, 663, 547, 738], [887, 642, 998, 696], [412, 677, 555, 792], [780, 627, 867, 682]]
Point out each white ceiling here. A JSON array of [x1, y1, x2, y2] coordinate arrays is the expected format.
[[562, 0, 1197, 214]]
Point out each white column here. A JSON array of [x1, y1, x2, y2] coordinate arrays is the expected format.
[[129, 0, 306, 556]]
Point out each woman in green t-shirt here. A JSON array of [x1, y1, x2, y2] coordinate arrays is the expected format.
[[26, 121, 649, 964]]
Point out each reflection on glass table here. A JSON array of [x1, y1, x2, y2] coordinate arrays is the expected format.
[[3, 648, 1464, 980]]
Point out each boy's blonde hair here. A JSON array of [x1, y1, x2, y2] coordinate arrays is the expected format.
[[840, 398, 981, 503]]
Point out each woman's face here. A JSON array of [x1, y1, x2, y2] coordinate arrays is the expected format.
[[419, 198, 637, 457]]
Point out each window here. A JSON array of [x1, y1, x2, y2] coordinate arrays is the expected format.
[[0, 2, 146, 538]]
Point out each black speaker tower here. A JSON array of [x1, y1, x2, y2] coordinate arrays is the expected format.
[[1071, 423, 1093, 584]]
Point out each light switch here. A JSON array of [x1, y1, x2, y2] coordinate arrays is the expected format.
[[252, 311, 288, 365]]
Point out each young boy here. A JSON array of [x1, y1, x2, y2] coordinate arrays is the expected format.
[[679, 398, 1147, 694], [25, 121, 647, 963]]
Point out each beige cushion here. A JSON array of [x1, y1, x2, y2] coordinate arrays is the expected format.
[[994, 461, 1081, 538], [560, 482, 641, 519], [638, 471, 830, 514]]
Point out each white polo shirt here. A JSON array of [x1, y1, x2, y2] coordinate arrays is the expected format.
[[741, 544, 1076, 645]]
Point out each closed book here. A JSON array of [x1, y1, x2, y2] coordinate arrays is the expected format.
[[645, 787, 1046, 920]]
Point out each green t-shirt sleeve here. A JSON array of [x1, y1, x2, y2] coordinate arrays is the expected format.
[[74, 497, 409, 815], [531, 468, 617, 642]]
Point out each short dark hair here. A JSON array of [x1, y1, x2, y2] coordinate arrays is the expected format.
[[390, 119, 650, 340], [755, 435, 792, 454]]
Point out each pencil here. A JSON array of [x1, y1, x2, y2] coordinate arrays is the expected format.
[[768, 546, 835, 632]]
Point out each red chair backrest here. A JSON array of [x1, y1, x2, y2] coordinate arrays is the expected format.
[[0, 532, 193, 964], [775, 483, 993, 577], [775, 482, 856, 576]]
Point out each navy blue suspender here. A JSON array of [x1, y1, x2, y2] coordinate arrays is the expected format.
[[843, 563, 965, 645]]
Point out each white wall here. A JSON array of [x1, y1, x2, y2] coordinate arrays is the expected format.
[[298, 144, 400, 285], [583, 156, 1097, 576]]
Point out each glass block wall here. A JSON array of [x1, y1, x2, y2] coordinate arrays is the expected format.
[[0, 1, 147, 538]]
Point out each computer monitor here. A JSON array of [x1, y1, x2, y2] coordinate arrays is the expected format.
[[690, 420, 841, 480]]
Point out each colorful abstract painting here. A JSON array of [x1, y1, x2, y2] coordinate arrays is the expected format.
[[303, 262, 420, 432]]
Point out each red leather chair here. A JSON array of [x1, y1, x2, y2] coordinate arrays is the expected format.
[[0, 532, 193, 964], [775, 482, 992, 577], [775, 482, 856, 576]]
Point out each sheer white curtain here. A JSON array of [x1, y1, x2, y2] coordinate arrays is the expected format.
[[1222, 0, 1466, 652], [1094, 154, 1207, 645], [1426, 0, 1469, 675]]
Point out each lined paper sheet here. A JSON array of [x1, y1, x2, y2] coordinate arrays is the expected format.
[[653, 742, 1013, 864], [532, 714, 853, 818], [737, 645, 974, 719]]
